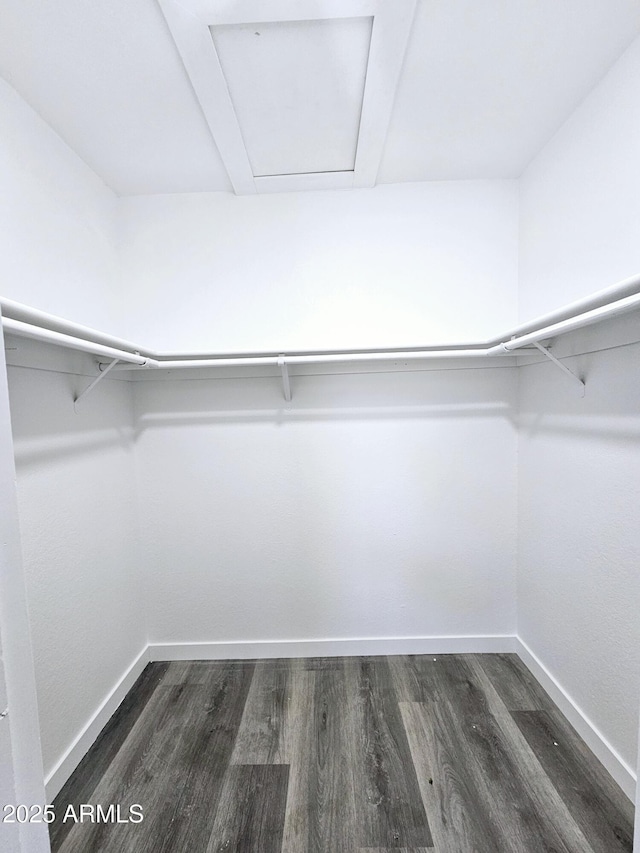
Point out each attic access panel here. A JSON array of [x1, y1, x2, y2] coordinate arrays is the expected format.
[[157, 0, 416, 194], [210, 17, 372, 178]]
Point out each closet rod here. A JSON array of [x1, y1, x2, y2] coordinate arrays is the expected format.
[[0, 297, 149, 355], [488, 290, 640, 354], [110, 287, 640, 369], [130, 349, 506, 370], [0, 274, 640, 362], [1, 318, 152, 366], [1, 271, 639, 368], [485, 269, 640, 345]]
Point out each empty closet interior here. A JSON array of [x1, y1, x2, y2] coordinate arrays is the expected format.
[[0, 1, 639, 851]]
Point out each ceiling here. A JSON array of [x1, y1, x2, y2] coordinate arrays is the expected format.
[[1, 0, 639, 196]]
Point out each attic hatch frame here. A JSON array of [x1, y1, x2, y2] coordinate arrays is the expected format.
[[1, 271, 639, 406], [156, 0, 417, 195]]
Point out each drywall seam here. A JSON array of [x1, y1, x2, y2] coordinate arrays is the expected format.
[[516, 637, 635, 800], [147, 635, 518, 661], [45, 646, 149, 802]]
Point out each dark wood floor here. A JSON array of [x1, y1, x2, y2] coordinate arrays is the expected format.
[[50, 654, 634, 852]]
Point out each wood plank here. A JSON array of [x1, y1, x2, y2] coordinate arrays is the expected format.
[[57, 683, 203, 853], [151, 662, 256, 853], [160, 660, 199, 684], [306, 664, 358, 852], [230, 659, 317, 852], [400, 700, 505, 853], [475, 653, 550, 711], [419, 655, 595, 851], [206, 764, 289, 853], [298, 656, 347, 671], [50, 662, 169, 852], [389, 654, 462, 704], [388, 655, 433, 703], [346, 657, 432, 848], [58, 662, 254, 853], [463, 656, 596, 852], [230, 659, 289, 763], [512, 710, 633, 852], [162, 659, 256, 685], [231, 659, 312, 764], [279, 667, 315, 853]]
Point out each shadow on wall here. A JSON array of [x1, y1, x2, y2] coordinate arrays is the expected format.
[[133, 367, 520, 437], [518, 341, 640, 444], [12, 427, 134, 469], [8, 365, 135, 468]]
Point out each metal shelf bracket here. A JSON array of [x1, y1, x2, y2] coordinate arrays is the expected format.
[[74, 358, 120, 411], [278, 355, 292, 402], [533, 342, 585, 396]]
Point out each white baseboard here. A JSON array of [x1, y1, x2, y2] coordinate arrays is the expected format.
[[148, 634, 517, 661], [516, 637, 636, 801], [45, 646, 150, 802]]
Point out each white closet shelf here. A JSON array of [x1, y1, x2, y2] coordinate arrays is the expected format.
[[2, 271, 640, 403]]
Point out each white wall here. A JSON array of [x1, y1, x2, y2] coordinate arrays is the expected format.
[[1, 78, 145, 801], [636, 715, 640, 850], [135, 367, 518, 649], [0, 632, 20, 853], [517, 331, 640, 777], [0, 328, 49, 853], [7, 361, 145, 793], [519, 35, 640, 322], [518, 33, 640, 786], [119, 180, 519, 353], [0, 78, 121, 333]]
